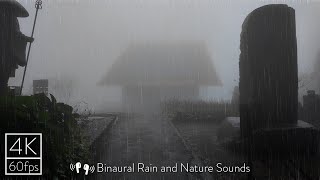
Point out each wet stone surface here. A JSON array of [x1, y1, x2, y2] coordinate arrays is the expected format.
[[79, 116, 115, 145], [173, 121, 248, 180], [93, 113, 199, 180]]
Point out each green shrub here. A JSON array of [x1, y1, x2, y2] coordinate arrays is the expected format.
[[0, 93, 89, 178]]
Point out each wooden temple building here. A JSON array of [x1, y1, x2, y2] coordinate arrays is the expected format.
[[100, 43, 222, 112]]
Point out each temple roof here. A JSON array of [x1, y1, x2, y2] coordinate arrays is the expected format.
[[99, 42, 222, 86]]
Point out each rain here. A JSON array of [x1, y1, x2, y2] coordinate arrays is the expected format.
[[0, 0, 320, 179]]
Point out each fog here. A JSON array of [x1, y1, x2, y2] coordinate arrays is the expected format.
[[9, 0, 320, 112]]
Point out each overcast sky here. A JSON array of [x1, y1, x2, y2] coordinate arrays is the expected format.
[[10, 0, 320, 110]]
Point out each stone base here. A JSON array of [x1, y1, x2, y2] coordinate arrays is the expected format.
[[217, 117, 241, 142], [218, 117, 320, 158]]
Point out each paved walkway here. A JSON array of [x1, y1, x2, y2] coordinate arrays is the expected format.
[[93, 113, 198, 180], [173, 121, 247, 180]]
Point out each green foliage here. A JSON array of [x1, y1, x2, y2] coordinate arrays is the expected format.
[[0, 93, 89, 178]]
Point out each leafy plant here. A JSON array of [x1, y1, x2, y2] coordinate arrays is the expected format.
[[0, 93, 89, 178]]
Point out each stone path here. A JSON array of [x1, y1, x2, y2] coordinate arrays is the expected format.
[[173, 121, 248, 180], [93, 113, 201, 180]]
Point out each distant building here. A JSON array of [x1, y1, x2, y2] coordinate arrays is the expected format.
[[99, 42, 222, 112], [33, 79, 49, 95]]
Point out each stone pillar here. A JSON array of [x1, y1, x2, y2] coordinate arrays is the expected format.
[[303, 90, 320, 124], [239, 4, 298, 138]]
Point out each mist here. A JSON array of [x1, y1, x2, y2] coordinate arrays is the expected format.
[[10, 0, 320, 112]]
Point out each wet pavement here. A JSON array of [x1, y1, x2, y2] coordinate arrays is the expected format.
[[173, 121, 248, 180], [90, 114, 320, 180], [93, 113, 199, 180]]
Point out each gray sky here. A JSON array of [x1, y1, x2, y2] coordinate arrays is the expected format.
[[10, 0, 320, 110]]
